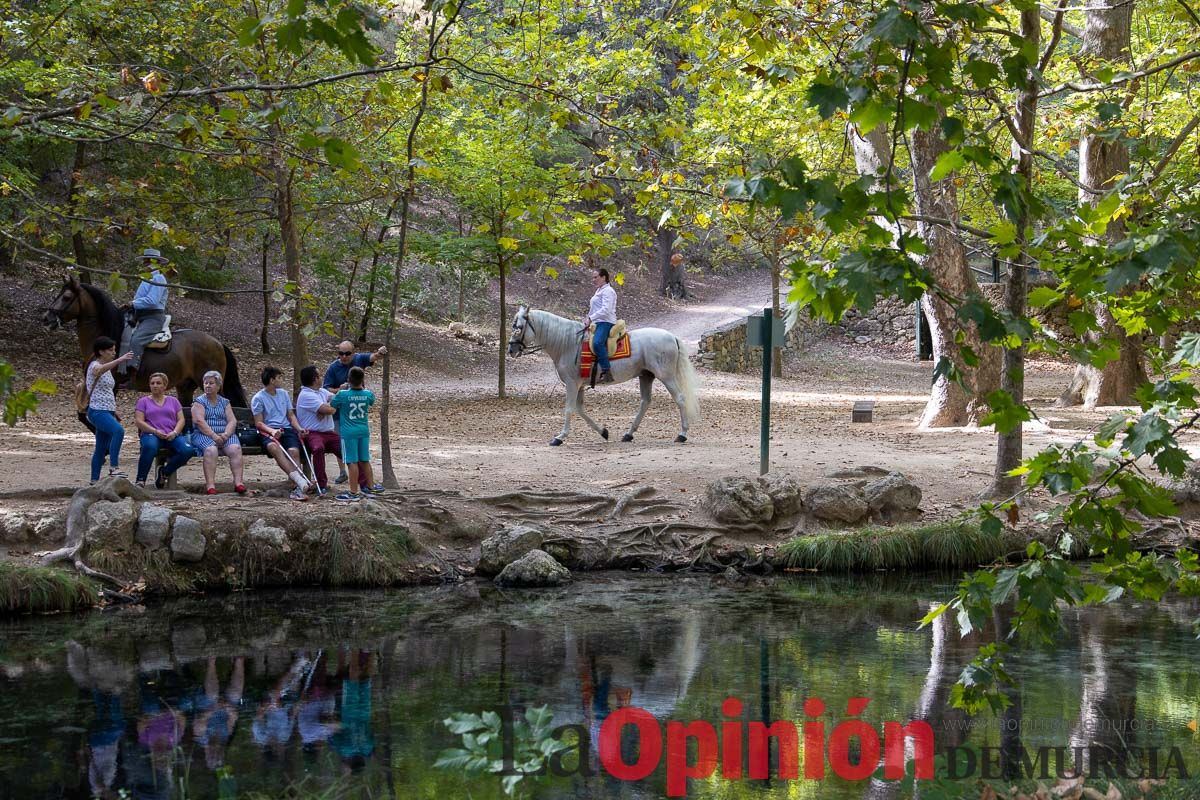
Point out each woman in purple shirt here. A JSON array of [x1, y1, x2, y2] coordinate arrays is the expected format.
[[134, 372, 195, 488]]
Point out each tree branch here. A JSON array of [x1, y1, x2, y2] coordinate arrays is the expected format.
[[1039, 8, 1083, 40], [1039, 50, 1200, 98]]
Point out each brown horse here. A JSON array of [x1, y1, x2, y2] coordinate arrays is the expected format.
[[43, 274, 248, 407]]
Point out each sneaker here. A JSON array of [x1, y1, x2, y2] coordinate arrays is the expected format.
[[108, 468, 128, 479], [289, 488, 310, 502], [335, 492, 361, 503], [598, 369, 614, 384], [135, 480, 146, 488], [154, 465, 167, 490], [334, 471, 349, 484], [365, 484, 385, 495], [235, 484, 247, 495]]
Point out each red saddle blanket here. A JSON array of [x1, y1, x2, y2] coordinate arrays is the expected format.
[[580, 334, 632, 378]]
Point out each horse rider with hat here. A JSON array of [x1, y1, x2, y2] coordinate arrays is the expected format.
[[121, 247, 174, 376]]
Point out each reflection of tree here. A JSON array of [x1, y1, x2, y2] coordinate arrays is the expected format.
[[863, 602, 969, 800], [1069, 607, 1139, 773]]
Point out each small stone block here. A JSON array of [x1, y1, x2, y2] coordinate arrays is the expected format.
[[852, 400, 874, 423]]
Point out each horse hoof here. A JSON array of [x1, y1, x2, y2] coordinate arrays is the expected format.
[[601, 428, 609, 440], [675, 435, 687, 443], [550, 438, 563, 447], [621, 433, 634, 442]]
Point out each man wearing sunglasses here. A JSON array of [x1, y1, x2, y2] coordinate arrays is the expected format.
[[322, 341, 387, 485]]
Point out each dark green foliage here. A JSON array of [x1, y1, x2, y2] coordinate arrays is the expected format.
[[0, 562, 98, 614]]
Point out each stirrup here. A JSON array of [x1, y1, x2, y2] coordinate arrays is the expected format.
[[599, 369, 614, 384]]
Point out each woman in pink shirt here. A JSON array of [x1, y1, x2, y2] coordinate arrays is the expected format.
[[134, 372, 196, 488]]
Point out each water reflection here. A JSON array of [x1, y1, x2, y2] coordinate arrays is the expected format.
[[0, 576, 1197, 799]]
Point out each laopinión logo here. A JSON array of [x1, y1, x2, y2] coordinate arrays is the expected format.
[[443, 697, 1194, 797]]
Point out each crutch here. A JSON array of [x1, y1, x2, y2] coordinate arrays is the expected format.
[[297, 434, 325, 496], [274, 436, 313, 493]]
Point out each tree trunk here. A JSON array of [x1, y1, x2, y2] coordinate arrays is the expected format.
[[379, 82, 434, 489], [68, 141, 91, 284], [340, 216, 374, 339], [850, 119, 1000, 427], [657, 226, 685, 299], [909, 125, 1001, 428], [260, 232, 272, 355], [498, 252, 507, 399], [990, 6, 1040, 498], [1059, 0, 1145, 408], [770, 250, 782, 378], [352, 197, 401, 343], [272, 146, 307, 397]]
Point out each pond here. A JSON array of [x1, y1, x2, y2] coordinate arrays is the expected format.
[[1, 574, 1198, 799]]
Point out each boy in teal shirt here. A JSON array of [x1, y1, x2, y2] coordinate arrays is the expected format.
[[329, 367, 383, 502]]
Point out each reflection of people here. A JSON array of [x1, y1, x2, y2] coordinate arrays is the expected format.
[[252, 654, 309, 760], [192, 657, 244, 770], [66, 641, 134, 798], [330, 649, 376, 771], [298, 652, 338, 757], [133, 674, 185, 800], [87, 690, 124, 797]]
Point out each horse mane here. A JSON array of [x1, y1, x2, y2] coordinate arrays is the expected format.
[[79, 283, 124, 341], [528, 309, 583, 358]]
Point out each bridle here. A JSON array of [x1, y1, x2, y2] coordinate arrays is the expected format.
[[44, 282, 85, 330], [508, 310, 542, 356]]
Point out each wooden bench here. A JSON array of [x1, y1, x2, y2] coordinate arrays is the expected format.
[[155, 406, 310, 489]]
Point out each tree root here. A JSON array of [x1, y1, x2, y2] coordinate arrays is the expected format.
[[479, 483, 680, 522], [36, 476, 148, 590]]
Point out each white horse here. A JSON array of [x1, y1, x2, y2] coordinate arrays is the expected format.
[[507, 305, 701, 446]]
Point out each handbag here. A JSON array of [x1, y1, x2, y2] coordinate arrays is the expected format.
[[74, 367, 96, 415], [236, 421, 261, 449]]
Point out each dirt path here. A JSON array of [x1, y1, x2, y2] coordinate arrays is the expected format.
[[3, 269, 1176, 537]]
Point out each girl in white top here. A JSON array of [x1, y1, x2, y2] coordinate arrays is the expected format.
[[85, 335, 134, 483]]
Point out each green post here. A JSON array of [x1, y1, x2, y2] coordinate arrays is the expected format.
[[760, 306, 772, 475]]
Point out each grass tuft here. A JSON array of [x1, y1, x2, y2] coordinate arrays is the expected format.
[[0, 562, 99, 614], [778, 520, 1022, 573]]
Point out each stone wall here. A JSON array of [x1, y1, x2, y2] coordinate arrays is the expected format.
[[835, 278, 1071, 349], [696, 316, 813, 373]]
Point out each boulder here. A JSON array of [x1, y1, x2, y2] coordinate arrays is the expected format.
[[477, 523, 547, 575], [87, 498, 137, 549], [704, 477, 774, 525], [33, 514, 65, 541], [803, 482, 869, 524], [170, 516, 206, 562], [494, 549, 570, 587], [0, 510, 32, 542], [863, 472, 922, 515], [136, 504, 173, 550], [248, 518, 288, 549], [759, 474, 803, 518]]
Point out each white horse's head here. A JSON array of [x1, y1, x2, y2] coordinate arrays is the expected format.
[[508, 305, 537, 357]]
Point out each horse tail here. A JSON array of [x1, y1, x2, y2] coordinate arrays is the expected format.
[[222, 346, 248, 407], [674, 337, 701, 425]]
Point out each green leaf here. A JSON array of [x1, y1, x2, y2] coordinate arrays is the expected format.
[[807, 79, 849, 119], [1027, 287, 1063, 308], [849, 99, 893, 135], [929, 150, 966, 182]]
